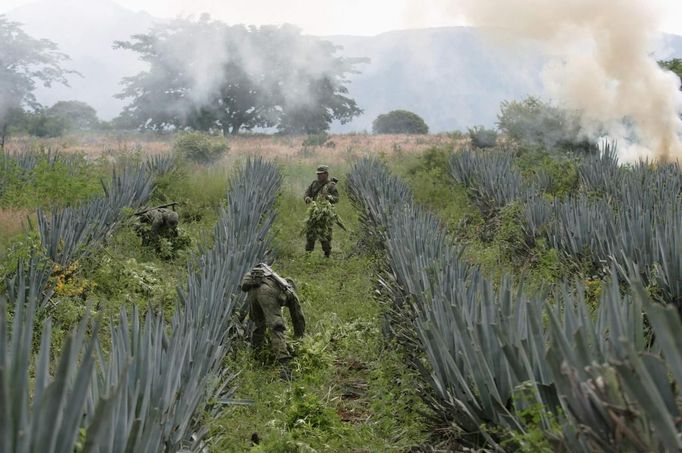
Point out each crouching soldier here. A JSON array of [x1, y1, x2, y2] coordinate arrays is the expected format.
[[135, 205, 179, 246], [240, 263, 305, 380]]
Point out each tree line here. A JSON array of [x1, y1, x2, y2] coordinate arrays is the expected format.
[[3, 12, 682, 145], [0, 14, 366, 145]]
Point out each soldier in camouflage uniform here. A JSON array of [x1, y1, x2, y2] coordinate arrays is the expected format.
[[135, 207, 179, 245], [240, 264, 305, 380], [303, 165, 339, 257]]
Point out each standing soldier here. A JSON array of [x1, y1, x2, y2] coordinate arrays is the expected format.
[[303, 165, 339, 257], [240, 263, 305, 380]]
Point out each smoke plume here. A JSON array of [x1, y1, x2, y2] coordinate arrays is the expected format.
[[459, 0, 682, 162]]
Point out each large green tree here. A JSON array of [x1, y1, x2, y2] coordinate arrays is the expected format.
[[0, 15, 73, 147], [116, 17, 364, 135], [47, 100, 100, 131]]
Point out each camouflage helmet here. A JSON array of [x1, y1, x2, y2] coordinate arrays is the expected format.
[[316, 165, 329, 174]]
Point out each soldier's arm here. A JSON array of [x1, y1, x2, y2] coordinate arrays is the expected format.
[[304, 181, 315, 200], [287, 292, 306, 338], [326, 183, 339, 204]]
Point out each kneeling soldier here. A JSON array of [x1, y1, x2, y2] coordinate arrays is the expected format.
[[240, 263, 305, 380]]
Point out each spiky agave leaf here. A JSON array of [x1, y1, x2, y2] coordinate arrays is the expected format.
[[37, 162, 154, 266], [81, 157, 282, 452], [0, 257, 103, 453]]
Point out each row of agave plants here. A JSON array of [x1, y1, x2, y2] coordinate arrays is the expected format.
[[348, 157, 682, 451], [450, 146, 682, 309], [0, 157, 282, 452], [37, 154, 176, 267]]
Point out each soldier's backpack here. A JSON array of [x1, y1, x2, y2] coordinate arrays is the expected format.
[[240, 267, 266, 291]]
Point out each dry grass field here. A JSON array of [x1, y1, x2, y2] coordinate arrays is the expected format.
[[5, 132, 457, 164]]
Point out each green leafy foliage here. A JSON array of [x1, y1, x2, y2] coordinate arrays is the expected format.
[[37, 162, 155, 266], [172, 131, 228, 163], [372, 109, 429, 134], [497, 97, 595, 153], [0, 16, 74, 146], [301, 131, 333, 147], [207, 169, 428, 451], [0, 148, 104, 208], [468, 125, 498, 148], [301, 200, 339, 239]]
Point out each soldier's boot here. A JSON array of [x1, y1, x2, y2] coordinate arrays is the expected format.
[[251, 325, 267, 361], [305, 236, 315, 252], [278, 357, 293, 381]]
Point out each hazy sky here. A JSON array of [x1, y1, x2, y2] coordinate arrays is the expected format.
[[3, 0, 682, 36]]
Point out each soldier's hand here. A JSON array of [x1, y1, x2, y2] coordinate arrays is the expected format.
[[304, 196, 312, 204]]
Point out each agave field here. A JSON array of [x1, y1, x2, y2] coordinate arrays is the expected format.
[[1, 147, 282, 451], [349, 149, 682, 451], [2, 136, 682, 452]]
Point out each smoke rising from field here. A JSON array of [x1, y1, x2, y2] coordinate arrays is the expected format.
[[459, 0, 682, 162]]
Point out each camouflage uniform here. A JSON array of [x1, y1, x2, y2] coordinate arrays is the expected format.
[[304, 165, 339, 257], [136, 207, 179, 245], [240, 265, 305, 363]]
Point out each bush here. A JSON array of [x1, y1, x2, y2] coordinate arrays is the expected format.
[[497, 97, 594, 152], [172, 132, 228, 164], [46, 100, 100, 131], [302, 132, 332, 147], [372, 110, 429, 134], [468, 125, 498, 148], [24, 110, 70, 137]]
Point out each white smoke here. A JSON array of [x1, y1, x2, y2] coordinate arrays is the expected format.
[[458, 0, 682, 162], [138, 16, 353, 127]]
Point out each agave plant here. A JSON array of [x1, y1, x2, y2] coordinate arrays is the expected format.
[[2, 157, 282, 452], [577, 141, 621, 196], [37, 162, 154, 266], [4, 250, 54, 310], [0, 258, 107, 453], [83, 157, 282, 451], [347, 157, 414, 232], [544, 195, 614, 271], [544, 276, 682, 452], [521, 193, 552, 243], [350, 159, 551, 448], [350, 155, 682, 452], [145, 153, 176, 176], [450, 149, 532, 217]]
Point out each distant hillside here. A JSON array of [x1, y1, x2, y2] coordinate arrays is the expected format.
[[328, 29, 682, 132], [327, 28, 546, 132], [5, 2, 682, 131]]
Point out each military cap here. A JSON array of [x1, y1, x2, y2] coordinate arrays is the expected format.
[[316, 165, 329, 174]]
